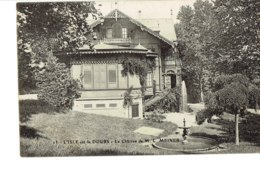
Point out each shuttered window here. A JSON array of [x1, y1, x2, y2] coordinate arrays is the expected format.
[[94, 64, 106, 89], [112, 23, 122, 38], [107, 64, 117, 88], [83, 65, 92, 89]]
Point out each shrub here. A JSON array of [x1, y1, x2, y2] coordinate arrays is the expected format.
[[195, 109, 214, 125], [239, 113, 260, 143], [35, 55, 81, 111], [145, 87, 181, 113], [145, 110, 166, 123], [216, 113, 260, 144], [248, 84, 260, 110]]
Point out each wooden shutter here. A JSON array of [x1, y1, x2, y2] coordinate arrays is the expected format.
[[83, 65, 92, 89], [112, 23, 122, 38], [94, 64, 106, 89], [107, 64, 117, 88], [132, 104, 139, 118]]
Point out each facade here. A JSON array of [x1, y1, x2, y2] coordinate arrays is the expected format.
[[55, 9, 182, 119]]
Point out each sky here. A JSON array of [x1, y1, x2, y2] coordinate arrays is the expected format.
[[94, 0, 197, 24]]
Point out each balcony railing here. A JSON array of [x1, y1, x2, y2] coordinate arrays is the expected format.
[[164, 60, 176, 66], [102, 38, 131, 44]]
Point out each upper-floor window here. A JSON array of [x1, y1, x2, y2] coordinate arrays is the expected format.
[[122, 28, 127, 38], [112, 23, 122, 38], [105, 23, 128, 39], [146, 72, 152, 86]]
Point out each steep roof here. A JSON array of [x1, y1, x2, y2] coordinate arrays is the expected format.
[[137, 18, 177, 41], [90, 9, 176, 47]]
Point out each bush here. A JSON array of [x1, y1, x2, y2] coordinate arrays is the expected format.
[[240, 113, 260, 143], [145, 110, 166, 123], [195, 109, 214, 125], [35, 55, 81, 111], [248, 84, 260, 110], [145, 87, 181, 113], [216, 113, 260, 144]]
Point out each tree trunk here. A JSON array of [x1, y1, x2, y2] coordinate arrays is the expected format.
[[235, 114, 239, 145], [198, 70, 203, 103]]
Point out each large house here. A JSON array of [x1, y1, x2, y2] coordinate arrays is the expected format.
[[55, 9, 182, 119]]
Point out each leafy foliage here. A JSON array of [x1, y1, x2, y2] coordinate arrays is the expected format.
[[216, 113, 260, 144], [239, 113, 260, 144], [123, 86, 134, 108], [17, 2, 99, 93], [35, 54, 81, 110], [146, 87, 181, 113], [145, 110, 166, 123], [196, 109, 213, 125], [206, 74, 249, 115], [213, 0, 259, 78], [176, 0, 259, 101], [175, 0, 219, 102], [204, 74, 250, 145], [121, 57, 156, 96], [248, 84, 260, 111]]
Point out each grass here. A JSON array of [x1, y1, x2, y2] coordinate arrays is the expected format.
[[189, 112, 260, 154], [20, 109, 178, 156], [20, 100, 260, 156]]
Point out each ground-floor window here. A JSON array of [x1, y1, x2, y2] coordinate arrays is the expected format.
[[82, 64, 118, 89]]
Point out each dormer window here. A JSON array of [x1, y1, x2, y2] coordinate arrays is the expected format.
[[112, 23, 122, 38]]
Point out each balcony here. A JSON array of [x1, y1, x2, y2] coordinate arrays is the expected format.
[[102, 38, 131, 45], [164, 60, 176, 66]]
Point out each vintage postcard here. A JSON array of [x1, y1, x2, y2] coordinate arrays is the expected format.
[[18, 0, 260, 157]]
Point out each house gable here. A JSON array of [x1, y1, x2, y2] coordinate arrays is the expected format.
[[90, 9, 175, 48]]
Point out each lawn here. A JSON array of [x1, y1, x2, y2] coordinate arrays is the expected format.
[[189, 113, 260, 154], [19, 100, 260, 156], [20, 110, 178, 156]]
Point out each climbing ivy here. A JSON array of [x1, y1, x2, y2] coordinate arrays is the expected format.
[[121, 57, 156, 96]]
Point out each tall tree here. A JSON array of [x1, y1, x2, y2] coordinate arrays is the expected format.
[[213, 0, 259, 79], [17, 2, 99, 93], [176, 0, 218, 102]]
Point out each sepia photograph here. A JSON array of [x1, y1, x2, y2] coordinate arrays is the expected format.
[[17, 0, 260, 157]]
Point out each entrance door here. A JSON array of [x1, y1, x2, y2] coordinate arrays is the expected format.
[[132, 104, 139, 118], [170, 74, 176, 88]]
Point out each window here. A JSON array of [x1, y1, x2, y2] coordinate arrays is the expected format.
[[147, 72, 152, 86], [108, 70, 116, 83], [106, 28, 112, 38], [94, 64, 106, 89], [122, 28, 127, 38], [107, 64, 117, 88], [81, 64, 119, 89], [109, 103, 117, 108], [96, 104, 105, 108], [112, 23, 122, 38], [83, 65, 92, 89], [84, 104, 92, 108]]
